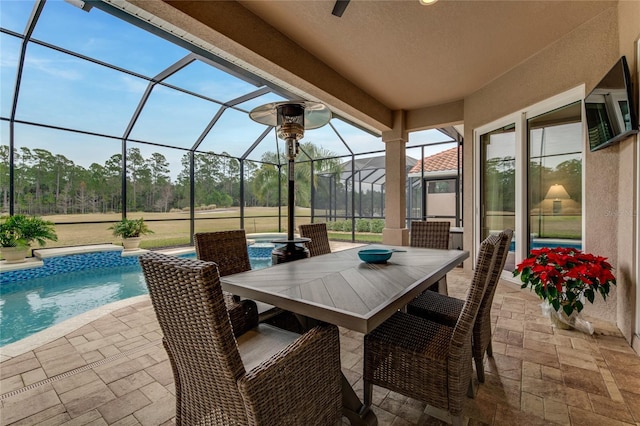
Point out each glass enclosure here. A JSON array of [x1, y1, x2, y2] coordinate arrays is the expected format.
[[1, 0, 462, 250]]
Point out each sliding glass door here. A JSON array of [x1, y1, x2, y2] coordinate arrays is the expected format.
[[480, 125, 516, 272], [527, 101, 582, 251], [476, 88, 584, 275]]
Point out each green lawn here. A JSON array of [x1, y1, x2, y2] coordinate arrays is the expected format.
[[35, 207, 383, 249]]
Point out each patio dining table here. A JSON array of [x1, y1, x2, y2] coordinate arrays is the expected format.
[[220, 244, 469, 426]]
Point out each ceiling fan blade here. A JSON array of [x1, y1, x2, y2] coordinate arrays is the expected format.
[[332, 0, 350, 17]]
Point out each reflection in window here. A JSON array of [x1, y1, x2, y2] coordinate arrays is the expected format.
[[480, 125, 516, 241], [528, 101, 582, 250]]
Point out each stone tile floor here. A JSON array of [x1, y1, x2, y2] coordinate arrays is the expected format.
[[1, 261, 639, 425]]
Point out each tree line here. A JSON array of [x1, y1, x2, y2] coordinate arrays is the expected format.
[[0, 142, 344, 216], [484, 156, 582, 212]]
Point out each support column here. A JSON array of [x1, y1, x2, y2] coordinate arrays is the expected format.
[[382, 110, 409, 246]]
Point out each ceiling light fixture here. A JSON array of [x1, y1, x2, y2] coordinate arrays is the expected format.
[[419, 0, 439, 5]]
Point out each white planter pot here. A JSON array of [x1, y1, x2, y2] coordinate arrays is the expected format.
[[1, 246, 30, 263], [541, 301, 594, 335], [122, 237, 142, 251]]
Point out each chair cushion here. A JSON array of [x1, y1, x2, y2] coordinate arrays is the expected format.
[[367, 311, 453, 361], [237, 324, 300, 371], [407, 291, 464, 327]]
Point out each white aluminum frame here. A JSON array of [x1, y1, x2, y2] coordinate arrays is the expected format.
[[473, 86, 585, 279]]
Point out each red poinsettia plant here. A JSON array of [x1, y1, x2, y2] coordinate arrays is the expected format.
[[514, 247, 616, 316]]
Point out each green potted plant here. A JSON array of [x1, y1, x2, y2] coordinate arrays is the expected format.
[[108, 217, 153, 251], [0, 214, 58, 263]]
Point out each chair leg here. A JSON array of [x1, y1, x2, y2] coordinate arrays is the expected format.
[[486, 340, 493, 357], [475, 356, 485, 383], [438, 275, 448, 295], [364, 380, 373, 407], [451, 414, 464, 426], [467, 377, 475, 398]]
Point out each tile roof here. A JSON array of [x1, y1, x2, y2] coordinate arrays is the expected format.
[[409, 146, 461, 174]]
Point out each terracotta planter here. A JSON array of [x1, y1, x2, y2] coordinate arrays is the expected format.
[[1, 246, 30, 263], [122, 237, 142, 251]]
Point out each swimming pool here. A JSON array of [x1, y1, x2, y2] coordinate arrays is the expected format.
[[509, 238, 582, 252], [0, 251, 272, 347]]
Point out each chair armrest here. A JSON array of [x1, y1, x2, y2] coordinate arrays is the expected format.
[[237, 324, 341, 425]]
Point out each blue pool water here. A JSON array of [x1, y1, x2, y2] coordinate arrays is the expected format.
[[0, 254, 271, 347], [509, 239, 582, 252]]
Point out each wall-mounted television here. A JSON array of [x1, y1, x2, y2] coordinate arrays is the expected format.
[[585, 56, 638, 151]]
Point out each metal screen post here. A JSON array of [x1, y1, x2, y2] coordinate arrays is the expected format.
[[310, 160, 315, 223], [278, 164, 282, 232], [189, 152, 195, 244], [240, 159, 245, 230]]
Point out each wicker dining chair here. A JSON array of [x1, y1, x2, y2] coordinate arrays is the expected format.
[[410, 220, 452, 294], [299, 223, 332, 257], [410, 220, 451, 249], [194, 230, 283, 323], [139, 252, 342, 425], [407, 229, 513, 383], [364, 234, 499, 426]]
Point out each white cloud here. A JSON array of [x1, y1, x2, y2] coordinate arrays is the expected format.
[[24, 55, 83, 80]]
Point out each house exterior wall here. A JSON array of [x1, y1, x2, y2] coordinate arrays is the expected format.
[[616, 0, 639, 349], [463, 3, 639, 343]]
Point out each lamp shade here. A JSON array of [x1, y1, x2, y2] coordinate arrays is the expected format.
[[545, 184, 570, 200]]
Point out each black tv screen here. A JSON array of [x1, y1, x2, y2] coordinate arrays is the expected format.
[[585, 56, 638, 151]]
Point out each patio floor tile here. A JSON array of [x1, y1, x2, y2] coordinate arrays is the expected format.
[[1, 266, 638, 425]]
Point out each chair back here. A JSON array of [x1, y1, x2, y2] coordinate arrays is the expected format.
[[444, 234, 498, 415], [139, 252, 248, 424], [194, 230, 251, 276], [410, 221, 451, 249], [474, 230, 513, 337], [299, 223, 331, 257], [449, 234, 499, 354]]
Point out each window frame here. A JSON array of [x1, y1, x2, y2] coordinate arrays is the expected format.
[[473, 86, 586, 277]]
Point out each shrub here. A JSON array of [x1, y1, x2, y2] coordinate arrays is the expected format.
[[370, 219, 385, 233], [356, 219, 370, 232]]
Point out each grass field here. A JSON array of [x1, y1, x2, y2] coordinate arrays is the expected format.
[[485, 213, 581, 239], [34, 207, 383, 249], [15, 208, 579, 252]]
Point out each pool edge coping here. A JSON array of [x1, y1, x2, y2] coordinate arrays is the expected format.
[[0, 294, 151, 360], [0, 241, 361, 360]]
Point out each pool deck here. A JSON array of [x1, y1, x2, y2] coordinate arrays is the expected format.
[[1, 242, 639, 425]]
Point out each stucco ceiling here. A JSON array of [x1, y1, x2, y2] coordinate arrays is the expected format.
[[237, 0, 614, 111], [123, 0, 617, 132]]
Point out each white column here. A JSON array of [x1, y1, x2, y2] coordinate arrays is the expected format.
[[382, 111, 409, 246]]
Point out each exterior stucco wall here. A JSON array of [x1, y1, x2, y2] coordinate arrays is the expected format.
[[463, 4, 638, 338], [616, 0, 639, 346]]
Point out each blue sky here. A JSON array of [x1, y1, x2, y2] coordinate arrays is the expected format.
[[1, 0, 453, 180]]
